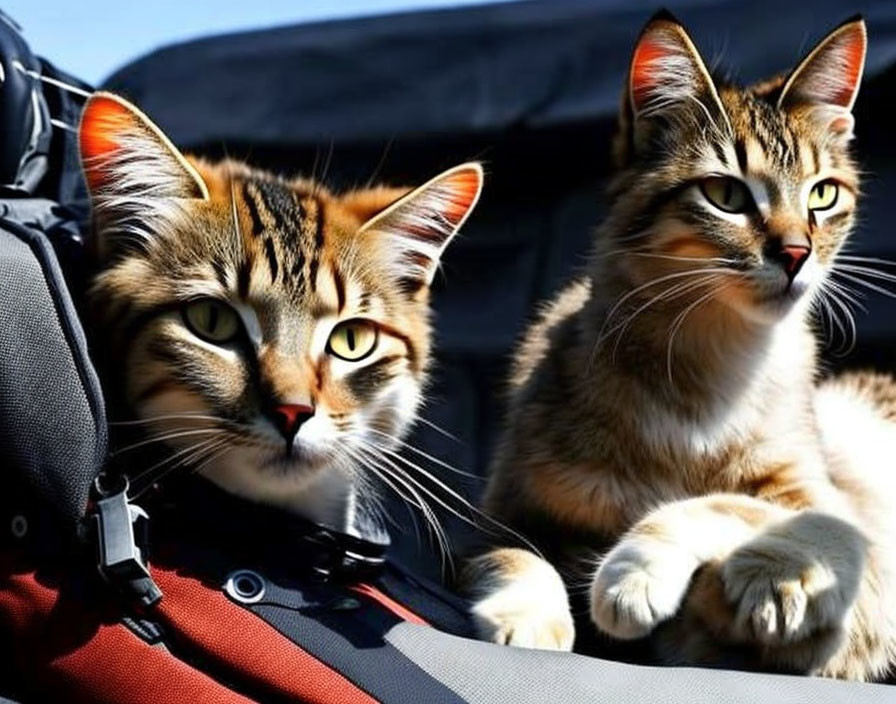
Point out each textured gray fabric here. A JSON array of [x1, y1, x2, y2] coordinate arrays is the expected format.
[[0, 218, 105, 525], [386, 624, 896, 704]]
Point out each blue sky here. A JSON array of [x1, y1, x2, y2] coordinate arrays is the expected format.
[[4, 0, 517, 84]]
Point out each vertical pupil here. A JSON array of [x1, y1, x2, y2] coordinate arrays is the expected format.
[[207, 305, 219, 331], [346, 327, 356, 350], [723, 179, 733, 204]]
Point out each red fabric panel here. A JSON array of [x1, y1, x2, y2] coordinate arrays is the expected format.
[[151, 566, 380, 704], [350, 584, 428, 626], [0, 569, 252, 704]]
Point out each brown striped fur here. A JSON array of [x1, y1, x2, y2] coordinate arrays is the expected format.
[[80, 92, 482, 526], [464, 14, 896, 680]]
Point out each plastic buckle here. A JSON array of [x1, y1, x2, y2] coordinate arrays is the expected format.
[[92, 475, 162, 609]]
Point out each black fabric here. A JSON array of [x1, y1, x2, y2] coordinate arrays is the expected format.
[[0, 11, 49, 192], [147, 476, 390, 583], [148, 476, 476, 639], [148, 494, 471, 704], [0, 15, 99, 534], [0, 217, 105, 528], [103, 0, 896, 581]]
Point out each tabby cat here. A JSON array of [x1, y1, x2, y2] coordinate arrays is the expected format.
[[464, 13, 896, 680], [80, 92, 482, 529]]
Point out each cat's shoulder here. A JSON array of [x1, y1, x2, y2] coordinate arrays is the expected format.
[[509, 278, 591, 392]]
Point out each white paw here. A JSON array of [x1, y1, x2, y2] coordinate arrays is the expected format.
[[591, 538, 698, 640], [722, 532, 857, 646], [470, 581, 574, 650]]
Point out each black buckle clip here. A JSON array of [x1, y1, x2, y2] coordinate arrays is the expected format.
[[92, 475, 162, 609]]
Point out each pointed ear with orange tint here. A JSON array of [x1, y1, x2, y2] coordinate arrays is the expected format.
[[778, 17, 866, 138], [626, 11, 724, 122], [79, 91, 208, 200], [359, 162, 483, 288]]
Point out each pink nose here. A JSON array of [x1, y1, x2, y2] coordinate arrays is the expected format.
[[780, 244, 810, 275], [272, 403, 314, 440]]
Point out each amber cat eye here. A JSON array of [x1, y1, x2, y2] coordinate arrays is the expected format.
[[328, 320, 378, 361], [182, 298, 241, 344], [808, 180, 839, 212], [699, 176, 753, 214]]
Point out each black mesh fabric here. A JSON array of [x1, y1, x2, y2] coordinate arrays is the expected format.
[[0, 215, 106, 527]]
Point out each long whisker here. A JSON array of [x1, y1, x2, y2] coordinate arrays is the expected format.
[[415, 416, 462, 444], [365, 428, 480, 479], [824, 288, 857, 356], [601, 273, 719, 344], [128, 436, 223, 487], [110, 413, 226, 427], [354, 445, 454, 572], [341, 443, 428, 548], [620, 252, 741, 265], [837, 255, 896, 267], [601, 273, 727, 365], [665, 280, 733, 386], [128, 437, 232, 499], [833, 270, 896, 300], [111, 428, 225, 456], [599, 267, 735, 342], [364, 440, 541, 556]]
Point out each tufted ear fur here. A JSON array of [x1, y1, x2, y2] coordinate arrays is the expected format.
[[358, 162, 483, 290], [79, 92, 209, 256], [80, 91, 208, 200], [777, 17, 866, 140], [616, 10, 728, 163]]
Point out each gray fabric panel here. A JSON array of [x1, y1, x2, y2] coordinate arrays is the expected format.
[[385, 624, 896, 704], [0, 222, 105, 524]]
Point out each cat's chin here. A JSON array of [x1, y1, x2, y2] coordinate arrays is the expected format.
[[724, 279, 815, 326], [201, 443, 330, 494], [197, 443, 354, 523]]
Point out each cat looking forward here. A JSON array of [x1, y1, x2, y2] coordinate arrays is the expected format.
[[80, 92, 482, 531], [464, 13, 896, 680]]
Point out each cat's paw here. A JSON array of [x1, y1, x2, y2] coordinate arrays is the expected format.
[[591, 536, 698, 640], [471, 594, 575, 650], [466, 548, 575, 651], [721, 512, 866, 647]]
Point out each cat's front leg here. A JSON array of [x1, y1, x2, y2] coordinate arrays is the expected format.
[[462, 547, 575, 651], [590, 494, 788, 640]]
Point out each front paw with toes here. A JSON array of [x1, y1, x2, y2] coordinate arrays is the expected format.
[[590, 539, 697, 640], [722, 542, 853, 646]]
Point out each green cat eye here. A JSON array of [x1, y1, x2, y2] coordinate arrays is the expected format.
[[328, 320, 378, 362], [808, 180, 838, 212], [699, 176, 753, 214], [182, 299, 241, 344]]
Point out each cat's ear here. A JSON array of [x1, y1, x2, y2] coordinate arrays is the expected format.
[[358, 162, 483, 289], [619, 10, 727, 158], [79, 91, 208, 201], [777, 17, 866, 139]]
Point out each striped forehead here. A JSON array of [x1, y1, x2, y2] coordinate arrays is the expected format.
[[238, 177, 325, 298], [214, 178, 386, 336]]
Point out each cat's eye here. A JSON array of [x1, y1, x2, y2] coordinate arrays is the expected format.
[[808, 180, 839, 212], [328, 320, 378, 361], [182, 299, 241, 344], [699, 176, 753, 214]]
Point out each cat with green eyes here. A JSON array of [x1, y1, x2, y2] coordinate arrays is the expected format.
[[464, 14, 896, 680], [79, 91, 483, 527]]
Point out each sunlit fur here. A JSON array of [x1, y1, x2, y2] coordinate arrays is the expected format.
[[81, 92, 482, 528], [465, 15, 896, 680]]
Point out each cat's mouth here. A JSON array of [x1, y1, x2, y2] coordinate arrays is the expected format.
[[256, 438, 327, 472]]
